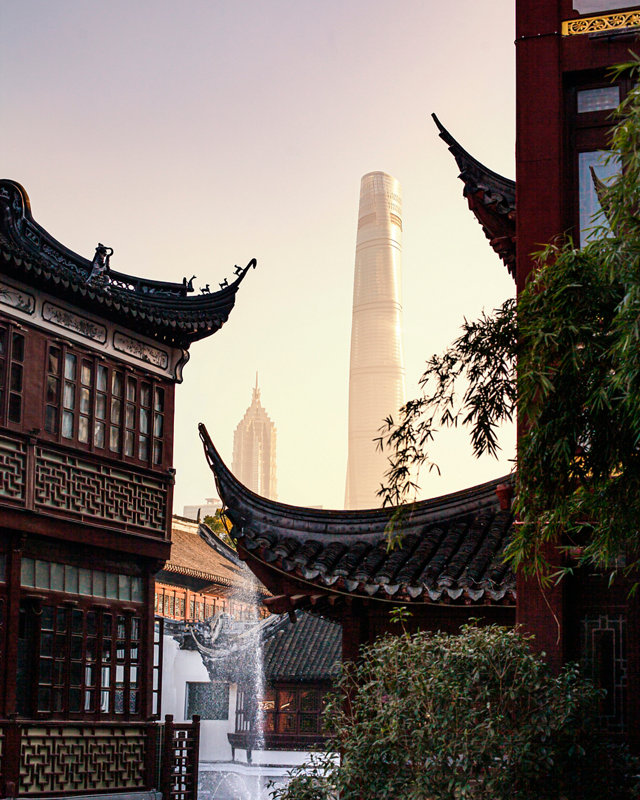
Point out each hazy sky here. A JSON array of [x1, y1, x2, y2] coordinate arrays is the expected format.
[[2, 1, 516, 512]]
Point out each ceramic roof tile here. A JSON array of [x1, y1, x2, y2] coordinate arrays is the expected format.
[[199, 425, 516, 606]]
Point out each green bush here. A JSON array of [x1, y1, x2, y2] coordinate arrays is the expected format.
[[272, 624, 639, 800]]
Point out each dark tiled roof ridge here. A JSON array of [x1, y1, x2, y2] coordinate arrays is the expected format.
[[199, 421, 512, 540], [0, 179, 255, 347], [199, 424, 515, 606]]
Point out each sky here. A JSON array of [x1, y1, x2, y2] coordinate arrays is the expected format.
[[2, 1, 516, 512]]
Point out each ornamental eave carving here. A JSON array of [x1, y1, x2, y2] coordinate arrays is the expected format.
[[562, 10, 640, 35]]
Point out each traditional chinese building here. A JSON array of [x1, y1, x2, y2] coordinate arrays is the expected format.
[[200, 425, 515, 663], [196, 0, 640, 753], [0, 178, 254, 797]]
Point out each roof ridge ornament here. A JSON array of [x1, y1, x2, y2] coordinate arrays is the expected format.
[[87, 243, 113, 286]]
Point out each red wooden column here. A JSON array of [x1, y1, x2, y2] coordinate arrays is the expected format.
[[515, 0, 567, 671]]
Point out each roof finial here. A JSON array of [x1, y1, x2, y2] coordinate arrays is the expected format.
[[253, 372, 260, 402]]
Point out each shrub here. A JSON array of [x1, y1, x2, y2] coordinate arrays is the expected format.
[[272, 623, 639, 800]]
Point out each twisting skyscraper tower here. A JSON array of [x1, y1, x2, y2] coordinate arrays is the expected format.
[[345, 172, 405, 509], [232, 375, 277, 500]]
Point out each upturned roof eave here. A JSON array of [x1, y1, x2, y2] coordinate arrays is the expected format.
[[0, 179, 255, 346], [199, 422, 511, 541]]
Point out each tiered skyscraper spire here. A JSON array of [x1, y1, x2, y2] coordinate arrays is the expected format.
[[345, 172, 406, 509], [232, 374, 277, 500]]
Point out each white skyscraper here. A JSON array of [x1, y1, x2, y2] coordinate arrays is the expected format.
[[232, 376, 277, 500], [345, 172, 406, 509]]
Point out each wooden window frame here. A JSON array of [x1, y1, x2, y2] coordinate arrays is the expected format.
[[42, 339, 167, 469], [17, 592, 145, 721], [0, 320, 26, 428]]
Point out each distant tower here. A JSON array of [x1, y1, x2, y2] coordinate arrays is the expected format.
[[345, 172, 406, 509], [232, 375, 277, 500]]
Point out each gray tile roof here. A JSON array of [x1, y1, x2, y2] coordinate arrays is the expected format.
[[199, 424, 516, 606]]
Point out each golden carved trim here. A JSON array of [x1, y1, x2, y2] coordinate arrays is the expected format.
[[562, 11, 640, 36]]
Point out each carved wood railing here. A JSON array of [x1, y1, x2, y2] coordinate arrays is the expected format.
[[0, 430, 169, 537], [160, 714, 200, 800], [0, 717, 200, 799]]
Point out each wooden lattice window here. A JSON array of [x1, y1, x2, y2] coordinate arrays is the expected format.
[[17, 598, 143, 720], [43, 341, 167, 468], [0, 323, 25, 426], [236, 685, 326, 739]]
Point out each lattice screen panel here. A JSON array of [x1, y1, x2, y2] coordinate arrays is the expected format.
[[19, 726, 146, 794], [580, 613, 627, 732], [35, 447, 166, 531], [165, 725, 199, 800], [0, 434, 26, 502]]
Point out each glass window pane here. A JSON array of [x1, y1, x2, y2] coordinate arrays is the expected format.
[[93, 570, 105, 597], [64, 353, 77, 380], [65, 565, 79, 594], [10, 363, 22, 392], [125, 430, 134, 457], [140, 408, 149, 434], [112, 371, 123, 397], [141, 384, 151, 407], [577, 86, 620, 114], [94, 420, 105, 448], [21, 557, 35, 587], [118, 574, 131, 601], [110, 425, 120, 452], [12, 333, 24, 362], [154, 413, 163, 438], [78, 416, 89, 443], [46, 375, 59, 403], [45, 405, 58, 434], [81, 361, 92, 386], [63, 382, 75, 410], [125, 404, 135, 429], [95, 393, 106, 420], [111, 398, 121, 425], [131, 577, 143, 603], [139, 435, 149, 461], [79, 568, 92, 595], [48, 348, 61, 375], [153, 440, 163, 465], [126, 378, 136, 402], [62, 410, 74, 439], [35, 560, 50, 590], [80, 387, 90, 414], [106, 572, 118, 599], [97, 365, 108, 392], [154, 387, 164, 412], [8, 393, 21, 423], [579, 150, 621, 246], [51, 562, 65, 592]]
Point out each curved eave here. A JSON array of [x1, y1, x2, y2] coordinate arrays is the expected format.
[[432, 114, 516, 279], [199, 423, 516, 607], [200, 422, 508, 541], [0, 179, 255, 347]]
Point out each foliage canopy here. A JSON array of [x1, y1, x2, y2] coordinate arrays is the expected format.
[[378, 62, 640, 582]]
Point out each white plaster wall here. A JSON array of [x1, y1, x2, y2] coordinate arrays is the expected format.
[[161, 634, 236, 762]]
